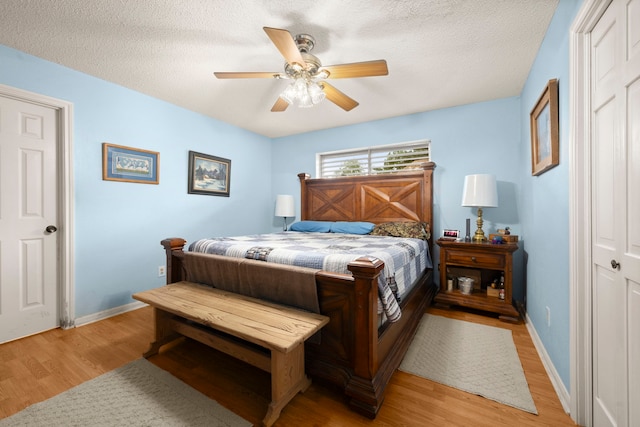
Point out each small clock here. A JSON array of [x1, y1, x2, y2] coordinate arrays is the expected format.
[[442, 229, 460, 240]]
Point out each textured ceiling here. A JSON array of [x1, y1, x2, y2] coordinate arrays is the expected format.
[[0, 0, 559, 138]]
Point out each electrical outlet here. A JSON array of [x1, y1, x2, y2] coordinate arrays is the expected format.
[[158, 266, 166, 277], [546, 306, 551, 327]]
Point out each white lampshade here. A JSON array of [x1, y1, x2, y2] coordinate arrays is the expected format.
[[275, 195, 295, 217], [461, 174, 498, 208]]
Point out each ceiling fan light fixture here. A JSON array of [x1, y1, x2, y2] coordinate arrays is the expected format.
[[308, 81, 326, 104], [298, 92, 313, 108], [280, 83, 296, 105], [280, 77, 325, 108]]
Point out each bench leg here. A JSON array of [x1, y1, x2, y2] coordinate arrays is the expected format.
[[262, 344, 310, 427], [143, 308, 180, 358]]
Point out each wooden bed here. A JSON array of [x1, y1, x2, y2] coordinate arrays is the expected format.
[[161, 162, 436, 418]]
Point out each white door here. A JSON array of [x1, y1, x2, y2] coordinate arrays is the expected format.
[[591, 0, 640, 426], [0, 95, 59, 343]]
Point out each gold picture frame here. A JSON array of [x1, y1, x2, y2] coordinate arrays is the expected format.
[[102, 143, 159, 184], [530, 78, 559, 176]]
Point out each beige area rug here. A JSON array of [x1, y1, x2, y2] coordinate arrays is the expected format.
[[399, 314, 537, 414], [0, 359, 251, 426]]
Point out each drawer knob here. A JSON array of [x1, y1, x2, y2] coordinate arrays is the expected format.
[[471, 256, 477, 262]]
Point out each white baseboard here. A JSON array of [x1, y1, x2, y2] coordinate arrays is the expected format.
[[525, 312, 571, 414], [73, 301, 147, 327]]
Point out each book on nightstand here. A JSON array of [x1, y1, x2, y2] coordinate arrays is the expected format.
[[489, 233, 519, 243]]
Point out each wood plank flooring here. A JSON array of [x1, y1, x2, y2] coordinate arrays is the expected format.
[[0, 305, 576, 426]]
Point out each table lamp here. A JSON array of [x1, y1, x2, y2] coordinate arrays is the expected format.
[[461, 174, 498, 242], [275, 194, 295, 231]]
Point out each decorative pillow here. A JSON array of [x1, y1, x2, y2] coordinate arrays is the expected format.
[[289, 221, 332, 232], [370, 221, 431, 240], [330, 221, 376, 235]]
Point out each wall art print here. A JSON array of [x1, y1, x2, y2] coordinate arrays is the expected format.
[[530, 78, 559, 176], [188, 150, 231, 196], [102, 143, 159, 184]]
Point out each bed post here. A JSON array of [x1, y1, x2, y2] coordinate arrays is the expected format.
[[161, 238, 187, 284], [345, 256, 385, 417], [297, 173, 310, 220], [420, 162, 436, 258]]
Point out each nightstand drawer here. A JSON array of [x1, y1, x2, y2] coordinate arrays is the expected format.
[[445, 250, 505, 269]]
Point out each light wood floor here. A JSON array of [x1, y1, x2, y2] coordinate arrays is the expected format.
[[0, 305, 576, 426]]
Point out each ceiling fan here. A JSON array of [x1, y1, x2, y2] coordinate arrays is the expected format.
[[214, 27, 388, 112]]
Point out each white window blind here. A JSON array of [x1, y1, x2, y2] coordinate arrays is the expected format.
[[317, 140, 430, 178]]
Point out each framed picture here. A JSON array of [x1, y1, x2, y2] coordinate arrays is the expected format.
[[188, 151, 231, 196], [530, 78, 559, 176], [102, 143, 159, 184]]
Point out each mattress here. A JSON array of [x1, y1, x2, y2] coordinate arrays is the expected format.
[[189, 231, 432, 322]]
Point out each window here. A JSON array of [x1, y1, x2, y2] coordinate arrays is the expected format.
[[317, 140, 430, 178]]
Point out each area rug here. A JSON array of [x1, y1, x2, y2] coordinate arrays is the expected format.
[[0, 359, 252, 426], [399, 314, 537, 414]]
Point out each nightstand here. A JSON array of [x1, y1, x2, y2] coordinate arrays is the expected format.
[[434, 238, 520, 322]]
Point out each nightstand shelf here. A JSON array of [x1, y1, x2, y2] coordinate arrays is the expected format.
[[434, 238, 521, 322]]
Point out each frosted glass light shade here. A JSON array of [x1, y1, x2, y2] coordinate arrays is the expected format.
[[461, 174, 498, 207], [275, 195, 295, 217], [279, 78, 325, 108]]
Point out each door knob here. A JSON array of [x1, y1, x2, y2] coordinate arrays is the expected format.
[[611, 259, 620, 270], [45, 225, 57, 233]]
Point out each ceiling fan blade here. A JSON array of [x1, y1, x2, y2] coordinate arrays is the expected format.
[[271, 97, 289, 112], [263, 27, 305, 66], [321, 82, 359, 111], [214, 71, 282, 79], [320, 60, 388, 79]]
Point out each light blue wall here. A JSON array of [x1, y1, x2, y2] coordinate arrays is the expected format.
[[519, 0, 582, 389], [0, 45, 272, 317]]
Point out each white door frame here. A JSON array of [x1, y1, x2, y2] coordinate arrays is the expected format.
[[569, 0, 612, 425], [0, 83, 75, 329]]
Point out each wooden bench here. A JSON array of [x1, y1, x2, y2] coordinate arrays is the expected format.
[[132, 280, 329, 427]]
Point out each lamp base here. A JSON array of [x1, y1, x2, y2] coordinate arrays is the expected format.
[[473, 230, 486, 242], [473, 207, 486, 242]]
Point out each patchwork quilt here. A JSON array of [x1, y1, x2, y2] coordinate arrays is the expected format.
[[189, 232, 432, 322]]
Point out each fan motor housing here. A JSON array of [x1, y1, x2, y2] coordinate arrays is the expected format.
[[294, 34, 315, 53], [285, 53, 321, 77]]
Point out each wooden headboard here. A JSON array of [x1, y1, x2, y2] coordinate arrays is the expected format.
[[298, 162, 435, 224], [298, 162, 436, 247]]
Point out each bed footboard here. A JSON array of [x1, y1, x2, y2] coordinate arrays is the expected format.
[[160, 237, 432, 419], [307, 262, 434, 418]]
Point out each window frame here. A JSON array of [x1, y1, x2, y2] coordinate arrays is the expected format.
[[316, 139, 431, 178]]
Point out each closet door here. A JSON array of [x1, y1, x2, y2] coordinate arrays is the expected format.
[[591, 1, 640, 426]]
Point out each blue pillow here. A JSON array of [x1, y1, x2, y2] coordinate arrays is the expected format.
[[330, 221, 376, 235], [289, 221, 332, 232]]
